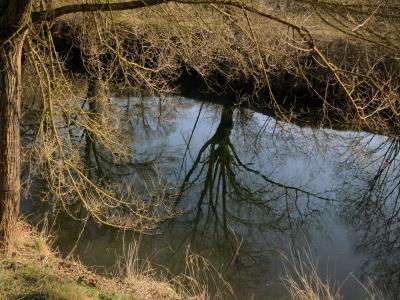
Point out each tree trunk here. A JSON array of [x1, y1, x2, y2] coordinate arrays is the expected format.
[[0, 37, 26, 249], [0, 0, 31, 250]]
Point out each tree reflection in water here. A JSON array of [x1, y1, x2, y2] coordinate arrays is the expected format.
[[175, 105, 333, 259], [23, 94, 400, 299], [340, 137, 400, 298]]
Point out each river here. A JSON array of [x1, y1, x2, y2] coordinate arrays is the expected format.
[[22, 93, 400, 299]]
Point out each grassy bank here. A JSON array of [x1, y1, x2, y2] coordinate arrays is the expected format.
[[0, 222, 187, 300], [0, 260, 130, 300]]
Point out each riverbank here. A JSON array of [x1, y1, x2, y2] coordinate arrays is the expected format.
[[2, 221, 382, 300], [46, 2, 399, 138], [0, 222, 188, 300]]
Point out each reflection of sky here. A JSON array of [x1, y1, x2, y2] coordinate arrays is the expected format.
[[113, 95, 392, 299], [25, 94, 397, 300]]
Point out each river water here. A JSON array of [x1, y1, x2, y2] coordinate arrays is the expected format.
[[23, 94, 400, 299]]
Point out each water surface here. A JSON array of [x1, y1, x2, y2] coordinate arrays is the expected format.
[[24, 94, 400, 299]]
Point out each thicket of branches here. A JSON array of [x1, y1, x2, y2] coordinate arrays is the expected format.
[[16, 0, 400, 237]]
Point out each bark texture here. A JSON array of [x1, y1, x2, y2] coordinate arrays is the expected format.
[[0, 0, 31, 249]]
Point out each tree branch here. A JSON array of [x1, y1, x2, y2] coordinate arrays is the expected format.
[[30, 0, 313, 48], [31, 0, 171, 23]]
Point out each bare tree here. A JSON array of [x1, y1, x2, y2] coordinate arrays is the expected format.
[[0, 0, 311, 251], [0, 0, 174, 250], [0, 0, 399, 250]]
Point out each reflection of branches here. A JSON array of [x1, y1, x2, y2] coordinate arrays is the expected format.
[[341, 137, 400, 299], [175, 105, 330, 262]]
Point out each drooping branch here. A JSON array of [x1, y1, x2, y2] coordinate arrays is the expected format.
[[30, 0, 314, 48], [31, 0, 169, 23]]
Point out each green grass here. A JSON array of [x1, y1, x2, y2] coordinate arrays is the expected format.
[[0, 222, 185, 300], [0, 260, 132, 300]]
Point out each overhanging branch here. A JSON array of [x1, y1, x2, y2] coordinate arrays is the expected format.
[[31, 0, 170, 23], [30, 0, 312, 46]]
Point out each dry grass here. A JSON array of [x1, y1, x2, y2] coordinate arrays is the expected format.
[[281, 248, 385, 300], [1, 221, 233, 300], [115, 239, 233, 300], [282, 249, 342, 300], [115, 239, 181, 300], [1, 221, 217, 300], [4, 222, 389, 300], [7, 220, 53, 259]]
